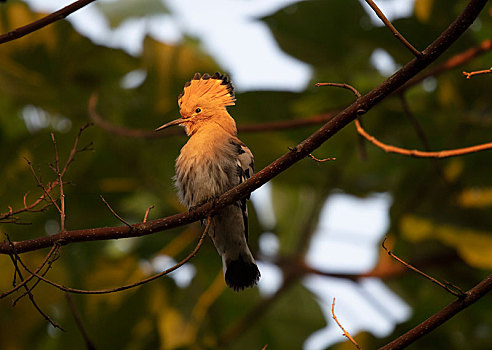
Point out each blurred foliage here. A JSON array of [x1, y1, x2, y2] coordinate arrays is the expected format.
[[0, 0, 491, 349], [97, 0, 168, 28]]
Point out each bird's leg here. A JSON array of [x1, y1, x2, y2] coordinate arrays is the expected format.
[[188, 204, 199, 214]]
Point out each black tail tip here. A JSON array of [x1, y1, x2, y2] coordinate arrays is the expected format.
[[225, 259, 260, 292]]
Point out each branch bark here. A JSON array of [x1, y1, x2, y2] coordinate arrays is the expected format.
[[379, 272, 492, 350], [0, 0, 97, 44], [400, 38, 491, 91], [0, 0, 487, 256]]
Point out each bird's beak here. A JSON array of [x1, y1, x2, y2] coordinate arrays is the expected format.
[[154, 118, 186, 132]]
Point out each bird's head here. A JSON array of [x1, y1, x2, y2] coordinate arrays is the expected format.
[[155, 72, 237, 136]]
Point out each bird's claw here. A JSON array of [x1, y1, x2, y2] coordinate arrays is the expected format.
[[188, 204, 199, 214]]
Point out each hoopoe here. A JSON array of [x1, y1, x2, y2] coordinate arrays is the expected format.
[[155, 72, 260, 291]]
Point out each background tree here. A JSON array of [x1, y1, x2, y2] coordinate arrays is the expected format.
[[0, 0, 491, 349]]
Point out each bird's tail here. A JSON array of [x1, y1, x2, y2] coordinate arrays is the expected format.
[[224, 255, 260, 291], [209, 205, 260, 291]]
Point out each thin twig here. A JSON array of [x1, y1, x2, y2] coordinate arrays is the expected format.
[[5, 236, 63, 330], [317, 82, 492, 159], [1, 125, 91, 223], [308, 153, 336, 162], [143, 205, 155, 223], [61, 124, 93, 178], [0, 0, 96, 44], [1, 188, 54, 221], [462, 67, 492, 78], [401, 38, 492, 91], [25, 159, 62, 214], [88, 94, 181, 138], [65, 293, 97, 350], [355, 119, 492, 158], [399, 94, 432, 151], [99, 195, 132, 229], [13, 246, 61, 305], [359, 250, 461, 281], [399, 93, 447, 182], [332, 298, 361, 349], [381, 238, 465, 297], [356, 124, 368, 161], [364, 0, 422, 57], [14, 218, 211, 295], [316, 83, 361, 98], [51, 133, 66, 232]]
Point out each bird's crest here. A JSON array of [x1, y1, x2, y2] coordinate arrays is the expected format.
[[178, 72, 235, 108]]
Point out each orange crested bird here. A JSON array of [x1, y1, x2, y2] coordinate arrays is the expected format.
[[155, 72, 260, 291]]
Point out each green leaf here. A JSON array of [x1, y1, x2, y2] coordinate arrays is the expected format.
[[97, 0, 169, 28]]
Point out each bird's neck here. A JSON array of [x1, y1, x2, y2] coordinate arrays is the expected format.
[[213, 111, 238, 136], [187, 111, 237, 137]]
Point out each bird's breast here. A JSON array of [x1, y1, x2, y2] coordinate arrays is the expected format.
[[174, 137, 238, 208]]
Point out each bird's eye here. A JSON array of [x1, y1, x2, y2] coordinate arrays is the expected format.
[[195, 108, 202, 114]]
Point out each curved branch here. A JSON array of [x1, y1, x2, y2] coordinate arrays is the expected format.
[[355, 119, 492, 158], [332, 298, 361, 349], [88, 94, 336, 138], [0, 0, 97, 45], [379, 272, 492, 350], [88, 94, 179, 138], [0, 244, 59, 299], [463, 67, 492, 78], [0, 0, 487, 256], [317, 83, 492, 159], [10, 218, 210, 295]]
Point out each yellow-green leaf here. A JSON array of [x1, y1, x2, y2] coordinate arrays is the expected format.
[[414, 0, 434, 22], [401, 215, 492, 269]]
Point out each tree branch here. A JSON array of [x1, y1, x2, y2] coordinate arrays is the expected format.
[[5, 236, 63, 330], [332, 298, 361, 349], [91, 39, 490, 139], [0, 0, 487, 256], [381, 238, 464, 297], [51, 133, 66, 232], [65, 293, 97, 349], [401, 38, 491, 91], [379, 272, 492, 350], [317, 83, 492, 159], [462, 66, 492, 78], [0, 0, 97, 45], [10, 218, 211, 294], [99, 195, 132, 229], [354, 119, 492, 158], [0, 244, 59, 299], [365, 0, 422, 57], [88, 93, 337, 138]]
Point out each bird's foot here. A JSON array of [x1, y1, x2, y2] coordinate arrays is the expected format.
[[188, 204, 199, 214], [211, 195, 223, 209]]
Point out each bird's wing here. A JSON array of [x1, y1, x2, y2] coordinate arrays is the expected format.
[[230, 138, 254, 240], [231, 140, 254, 189]]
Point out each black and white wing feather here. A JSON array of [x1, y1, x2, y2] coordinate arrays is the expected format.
[[231, 139, 254, 240]]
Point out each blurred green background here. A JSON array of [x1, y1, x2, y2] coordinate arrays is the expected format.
[[1, 0, 491, 349]]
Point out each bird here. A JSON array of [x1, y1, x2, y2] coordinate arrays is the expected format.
[[155, 72, 260, 291]]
